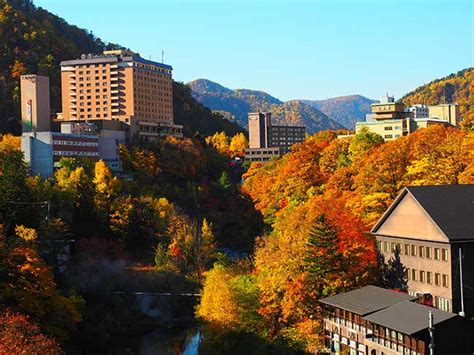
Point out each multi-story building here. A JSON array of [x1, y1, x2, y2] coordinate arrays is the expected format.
[[408, 104, 429, 119], [372, 185, 474, 316], [357, 95, 413, 141], [20, 73, 125, 177], [356, 95, 454, 141], [428, 103, 460, 127], [320, 285, 474, 355], [22, 131, 100, 177], [245, 112, 305, 162], [20, 75, 51, 132], [60, 50, 182, 139]]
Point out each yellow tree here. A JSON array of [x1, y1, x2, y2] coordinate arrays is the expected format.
[[229, 133, 248, 157], [93, 160, 121, 213], [205, 132, 230, 155], [196, 264, 239, 330]]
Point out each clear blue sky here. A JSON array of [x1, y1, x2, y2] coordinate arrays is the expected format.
[[35, 0, 473, 101]]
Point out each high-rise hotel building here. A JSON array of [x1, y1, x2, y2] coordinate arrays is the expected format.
[[60, 50, 182, 139]]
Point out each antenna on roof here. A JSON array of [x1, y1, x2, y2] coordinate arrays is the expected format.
[[162, 50, 164, 64]]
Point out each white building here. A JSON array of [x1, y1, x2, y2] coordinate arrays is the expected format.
[[408, 104, 429, 119]]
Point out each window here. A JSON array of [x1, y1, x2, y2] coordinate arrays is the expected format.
[[405, 268, 410, 280], [435, 273, 441, 286], [420, 271, 425, 283], [434, 248, 440, 261], [384, 134, 393, 139], [426, 247, 432, 259], [404, 244, 410, 255], [411, 245, 417, 257], [412, 269, 417, 281], [384, 241, 389, 253], [427, 271, 432, 284], [384, 126, 393, 131], [441, 274, 449, 288], [442, 249, 448, 262], [391, 242, 396, 253]]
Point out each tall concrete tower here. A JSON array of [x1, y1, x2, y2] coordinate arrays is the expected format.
[[20, 75, 51, 132], [248, 112, 272, 148]]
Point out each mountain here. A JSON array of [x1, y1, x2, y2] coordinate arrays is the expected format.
[[400, 67, 473, 127], [0, 0, 240, 137], [299, 95, 376, 130], [188, 79, 344, 133]]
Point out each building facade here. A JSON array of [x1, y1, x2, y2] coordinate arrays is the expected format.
[[408, 105, 429, 119], [245, 112, 305, 162], [60, 50, 182, 139], [356, 95, 455, 142], [320, 285, 474, 355], [428, 103, 460, 127], [20, 75, 51, 132], [372, 185, 474, 316], [22, 131, 99, 177]]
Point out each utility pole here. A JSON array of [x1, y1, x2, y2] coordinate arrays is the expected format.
[[459, 247, 465, 317], [429, 311, 435, 355]]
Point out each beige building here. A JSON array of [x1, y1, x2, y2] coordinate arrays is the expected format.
[[372, 185, 474, 316], [356, 95, 455, 141], [60, 50, 181, 139], [428, 103, 460, 127], [20, 75, 51, 132]]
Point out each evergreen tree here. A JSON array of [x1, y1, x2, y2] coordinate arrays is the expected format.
[[305, 215, 344, 297]]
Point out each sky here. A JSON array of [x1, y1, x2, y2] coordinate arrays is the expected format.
[[34, 0, 473, 101]]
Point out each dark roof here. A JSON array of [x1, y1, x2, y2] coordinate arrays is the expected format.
[[372, 185, 474, 241], [364, 301, 457, 335], [407, 185, 474, 241], [319, 285, 417, 316]]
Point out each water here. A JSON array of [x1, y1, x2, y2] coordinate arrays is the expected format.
[[139, 326, 201, 355]]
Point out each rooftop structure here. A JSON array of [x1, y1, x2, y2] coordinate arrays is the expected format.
[[319, 285, 417, 316]]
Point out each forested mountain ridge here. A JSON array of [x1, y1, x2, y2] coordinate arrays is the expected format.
[[400, 67, 473, 128], [188, 78, 344, 133], [0, 0, 241, 136], [299, 94, 376, 129]]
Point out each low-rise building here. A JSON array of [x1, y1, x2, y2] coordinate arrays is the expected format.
[[372, 185, 474, 316], [22, 131, 100, 177], [320, 285, 474, 355]]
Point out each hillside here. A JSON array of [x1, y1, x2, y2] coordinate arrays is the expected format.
[[0, 0, 239, 136], [188, 79, 343, 133], [401, 67, 473, 127], [300, 95, 376, 129]]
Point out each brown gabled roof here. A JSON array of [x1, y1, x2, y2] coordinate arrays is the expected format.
[[319, 285, 417, 316], [372, 185, 474, 242], [363, 300, 458, 335]]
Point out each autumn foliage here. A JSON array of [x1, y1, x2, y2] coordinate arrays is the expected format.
[[0, 311, 61, 355], [197, 124, 473, 352]]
